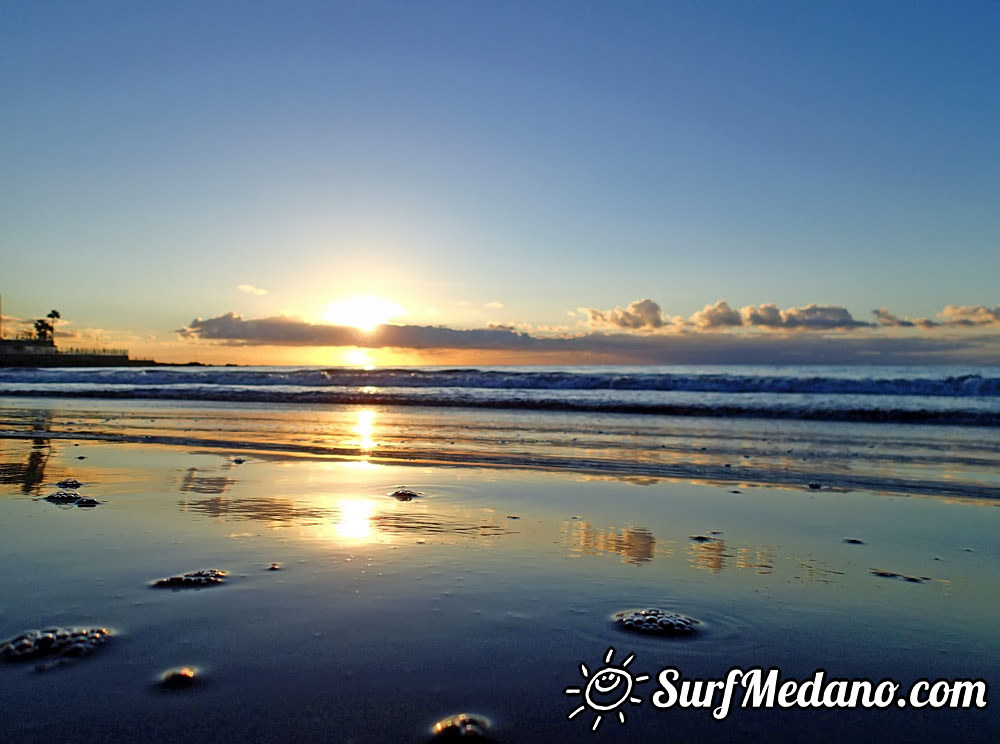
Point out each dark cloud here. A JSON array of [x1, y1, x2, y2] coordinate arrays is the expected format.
[[584, 298, 667, 330], [179, 313, 539, 350], [873, 308, 942, 329], [875, 305, 1000, 329], [873, 308, 915, 327]]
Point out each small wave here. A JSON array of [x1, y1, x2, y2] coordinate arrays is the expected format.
[[1, 386, 998, 426], [2, 366, 998, 397]]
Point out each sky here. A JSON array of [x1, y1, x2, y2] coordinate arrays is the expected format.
[[2, 0, 999, 366]]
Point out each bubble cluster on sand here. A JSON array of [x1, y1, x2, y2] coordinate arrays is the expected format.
[[430, 712, 493, 740], [613, 608, 701, 636], [390, 487, 421, 501], [153, 569, 228, 588], [2, 627, 111, 662], [43, 490, 100, 508], [160, 666, 199, 690], [56, 478, 83, 489]]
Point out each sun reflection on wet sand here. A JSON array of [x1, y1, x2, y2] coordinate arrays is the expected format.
[[353, 409, 377, 451], [336, 498, 376, 541]]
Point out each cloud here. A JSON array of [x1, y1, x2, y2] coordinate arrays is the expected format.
[[740, 303, 872, 330], [484, 301, 504, 309], [177, 310, 1000, 364], [690, 300, 742, 329], [237, 284, 268, 296], [873, 308, 942, 329], [585, 298, 872, 332], [938, 305, 1000, 327], [583, 298, 668, 330], [875, 305, 1000, 329], [873, 308, 915, 327], [178, 313, 540, 351]]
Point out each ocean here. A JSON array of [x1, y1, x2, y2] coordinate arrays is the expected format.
[[2, 364, 999, 424]]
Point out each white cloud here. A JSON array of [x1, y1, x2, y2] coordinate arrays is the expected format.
[[938, 305, 1000, 327], [584, 298, 668, 330], [237, 284, 268, 296], [690, 300, 742, 329]]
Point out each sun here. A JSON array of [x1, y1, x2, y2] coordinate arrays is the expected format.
[[322, 295, 405, 331], [565, 647, 649, 731]]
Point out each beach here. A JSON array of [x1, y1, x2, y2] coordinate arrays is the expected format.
[[1, 366, 998, 742]]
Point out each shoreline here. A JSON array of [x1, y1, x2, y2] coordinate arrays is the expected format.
[[2, 396, 999, 501]]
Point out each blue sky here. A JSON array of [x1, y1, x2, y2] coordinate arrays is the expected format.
[[2, 1, 998, 364]]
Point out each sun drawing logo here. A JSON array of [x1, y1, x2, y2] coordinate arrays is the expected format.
[[564, 646, 650, 731]]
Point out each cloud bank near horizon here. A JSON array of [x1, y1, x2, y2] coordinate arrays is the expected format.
[[177, 299, 1000, 365], [582, 299, 1000, 333]]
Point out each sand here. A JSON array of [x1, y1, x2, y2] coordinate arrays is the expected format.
[[1, 399, 997, 742]]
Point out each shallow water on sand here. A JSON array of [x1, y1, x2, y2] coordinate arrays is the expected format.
[[3, 397, 1000, 498]]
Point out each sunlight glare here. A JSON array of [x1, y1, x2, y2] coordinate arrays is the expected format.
[[323, 295, 404, 331], [353, 409, 377, 450], [336, 499, 376, 541], [347, 348, 375, 369]]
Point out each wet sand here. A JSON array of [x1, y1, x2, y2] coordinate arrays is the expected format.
[[1, 400, 998, 742]]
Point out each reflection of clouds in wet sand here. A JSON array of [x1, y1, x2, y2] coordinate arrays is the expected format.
[[560, 519, 781, 576], [687, 537, 733, 574], [736, 546, 775, 574], [560, 521, 667, 565], [180, 494, 330, 524], [178, 491, 515, 543], [687, 537, 777, 575], [179, 467, 235, 495]]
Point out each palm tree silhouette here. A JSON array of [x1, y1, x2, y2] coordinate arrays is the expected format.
[[34, 319, 53, 342], [46, 309, 60, 343]]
